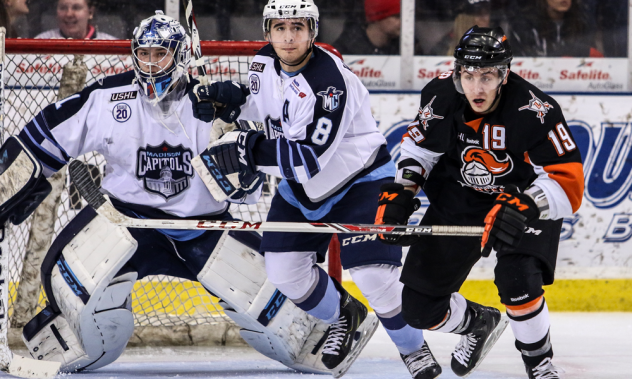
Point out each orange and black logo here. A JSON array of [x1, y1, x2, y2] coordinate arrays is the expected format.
[[459, 146, 513, 194]]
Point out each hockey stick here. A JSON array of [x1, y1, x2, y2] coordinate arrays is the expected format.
[[69, 161, 483, 237], [181, 0, 206, 76]]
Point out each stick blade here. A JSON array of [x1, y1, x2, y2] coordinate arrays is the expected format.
[[67, 160, 105, 209], [5, 354, 60, 378]]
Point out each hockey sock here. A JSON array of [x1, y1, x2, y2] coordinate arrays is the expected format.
[[292, 266, 340, 324], [506, 296, 552, 366], [377, 311, 424, 355], [429, 292, 471, 334]]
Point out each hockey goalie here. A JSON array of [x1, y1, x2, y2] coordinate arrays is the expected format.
[[0, 12, 377, 377]]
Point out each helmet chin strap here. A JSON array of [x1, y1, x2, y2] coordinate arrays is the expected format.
[[280, 45, 313, 67]]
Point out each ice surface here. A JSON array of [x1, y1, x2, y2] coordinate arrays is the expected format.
[[3, 313, 630, 378]]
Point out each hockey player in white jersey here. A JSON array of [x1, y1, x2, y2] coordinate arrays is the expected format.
[[189, 1, 441, 378], [0, 12, 349, 375]]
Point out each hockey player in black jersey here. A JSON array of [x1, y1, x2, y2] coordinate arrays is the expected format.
[[376, 26, 583, 379]]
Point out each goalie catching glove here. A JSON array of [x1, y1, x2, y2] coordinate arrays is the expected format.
[[374, 183, 421, 246], [189, 79, 249, 123], [481, 185, 539, 257]]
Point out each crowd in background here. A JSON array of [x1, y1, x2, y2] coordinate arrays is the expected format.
[[1, 0, 629, 57]]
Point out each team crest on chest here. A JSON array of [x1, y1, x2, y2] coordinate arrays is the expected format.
[[136, 142, 194, 199], [458, 146, 513, 194], [317, 86, 344, 112], [418, 96, 444, 130], [518, 90, 553, 124]]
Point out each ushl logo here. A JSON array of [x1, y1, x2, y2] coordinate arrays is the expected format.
[[519, 90, 554, 124], [317, 86, 344, 112], [418, 96, 444, 129]]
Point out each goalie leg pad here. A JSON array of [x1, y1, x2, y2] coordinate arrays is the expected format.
[[24, 212, 138, 372], [197, 231, 331, 374]]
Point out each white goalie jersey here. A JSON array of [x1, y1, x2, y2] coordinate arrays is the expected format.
[[18, 71, 254, 218]]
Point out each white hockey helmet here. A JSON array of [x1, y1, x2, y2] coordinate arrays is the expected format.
[[262, 0, 319, 39], [132, 11, 191, 105]]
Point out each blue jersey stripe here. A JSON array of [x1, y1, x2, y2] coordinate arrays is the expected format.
[[299, 145, 320, 177], [19, 128, 66, 171], [286, 139, 299, 181], [33, 116, 71, 160], [275, 139, 286, 179]]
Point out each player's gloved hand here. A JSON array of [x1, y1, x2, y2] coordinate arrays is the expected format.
[[375, 183, 421, 246], [189, 79, 249, 123], [206, 130, 265, 175], [229, 172, 266, 203], [481, 185, 539, 257]]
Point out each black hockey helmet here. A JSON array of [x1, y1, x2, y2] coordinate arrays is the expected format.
[[453, 26, 512, 67]]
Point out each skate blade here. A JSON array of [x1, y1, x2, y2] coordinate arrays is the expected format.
[[461, 314, 510, 378], [332, 313, 380, 379], [5, 354, 61, 378]]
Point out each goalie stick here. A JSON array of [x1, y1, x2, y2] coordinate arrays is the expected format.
[[69, 160, 483, 237]]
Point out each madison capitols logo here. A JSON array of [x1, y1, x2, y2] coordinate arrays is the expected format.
[[136, 142, 193, 199], [459, 146, 513, 194], [418, 96, 444, 130], [519, 90, 554, 124]]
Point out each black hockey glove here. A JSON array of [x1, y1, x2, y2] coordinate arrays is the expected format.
[[205, 130, 264, 175], [481, 185, 540, 257], [229, 171, 266, 203], [375, 183, 421, 246], [189, 80, 249, 123]]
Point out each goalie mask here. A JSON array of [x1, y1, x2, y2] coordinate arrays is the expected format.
[[132, 11, 191, 105], [262, 0, 319, 66], [452, 26, 512, 111]]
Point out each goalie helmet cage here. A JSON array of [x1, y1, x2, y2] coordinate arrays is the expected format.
[[1, 37, 343, 347]]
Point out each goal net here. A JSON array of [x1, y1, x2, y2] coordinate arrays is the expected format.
[[0, 35, 341, 346]]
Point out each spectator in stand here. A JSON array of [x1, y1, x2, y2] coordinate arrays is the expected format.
[[509, 0, 602, 57], [333, 0, 405, 55], [430, 0, 491, 56], [1, 0, 29, 37], [35, 0, 117, 39]]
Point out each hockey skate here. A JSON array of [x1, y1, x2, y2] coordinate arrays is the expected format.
[[401, 341, 442, 379], [451, 301, 509, 377], [317, 279, 379, 378], [526, 357, 564, 379]]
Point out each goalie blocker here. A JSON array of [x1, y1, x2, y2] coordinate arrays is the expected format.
[[21, 202, 368, 376], [0, 136, 52, 226]]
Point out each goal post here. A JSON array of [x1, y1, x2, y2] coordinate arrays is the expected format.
[[1, 37, 343, 347]]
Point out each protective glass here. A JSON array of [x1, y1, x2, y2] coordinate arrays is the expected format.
[[265, 18, 316, 44], [453, 65, 508, 94]]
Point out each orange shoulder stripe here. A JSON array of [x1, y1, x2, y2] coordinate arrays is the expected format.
[[543, 162, 584, 213]]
